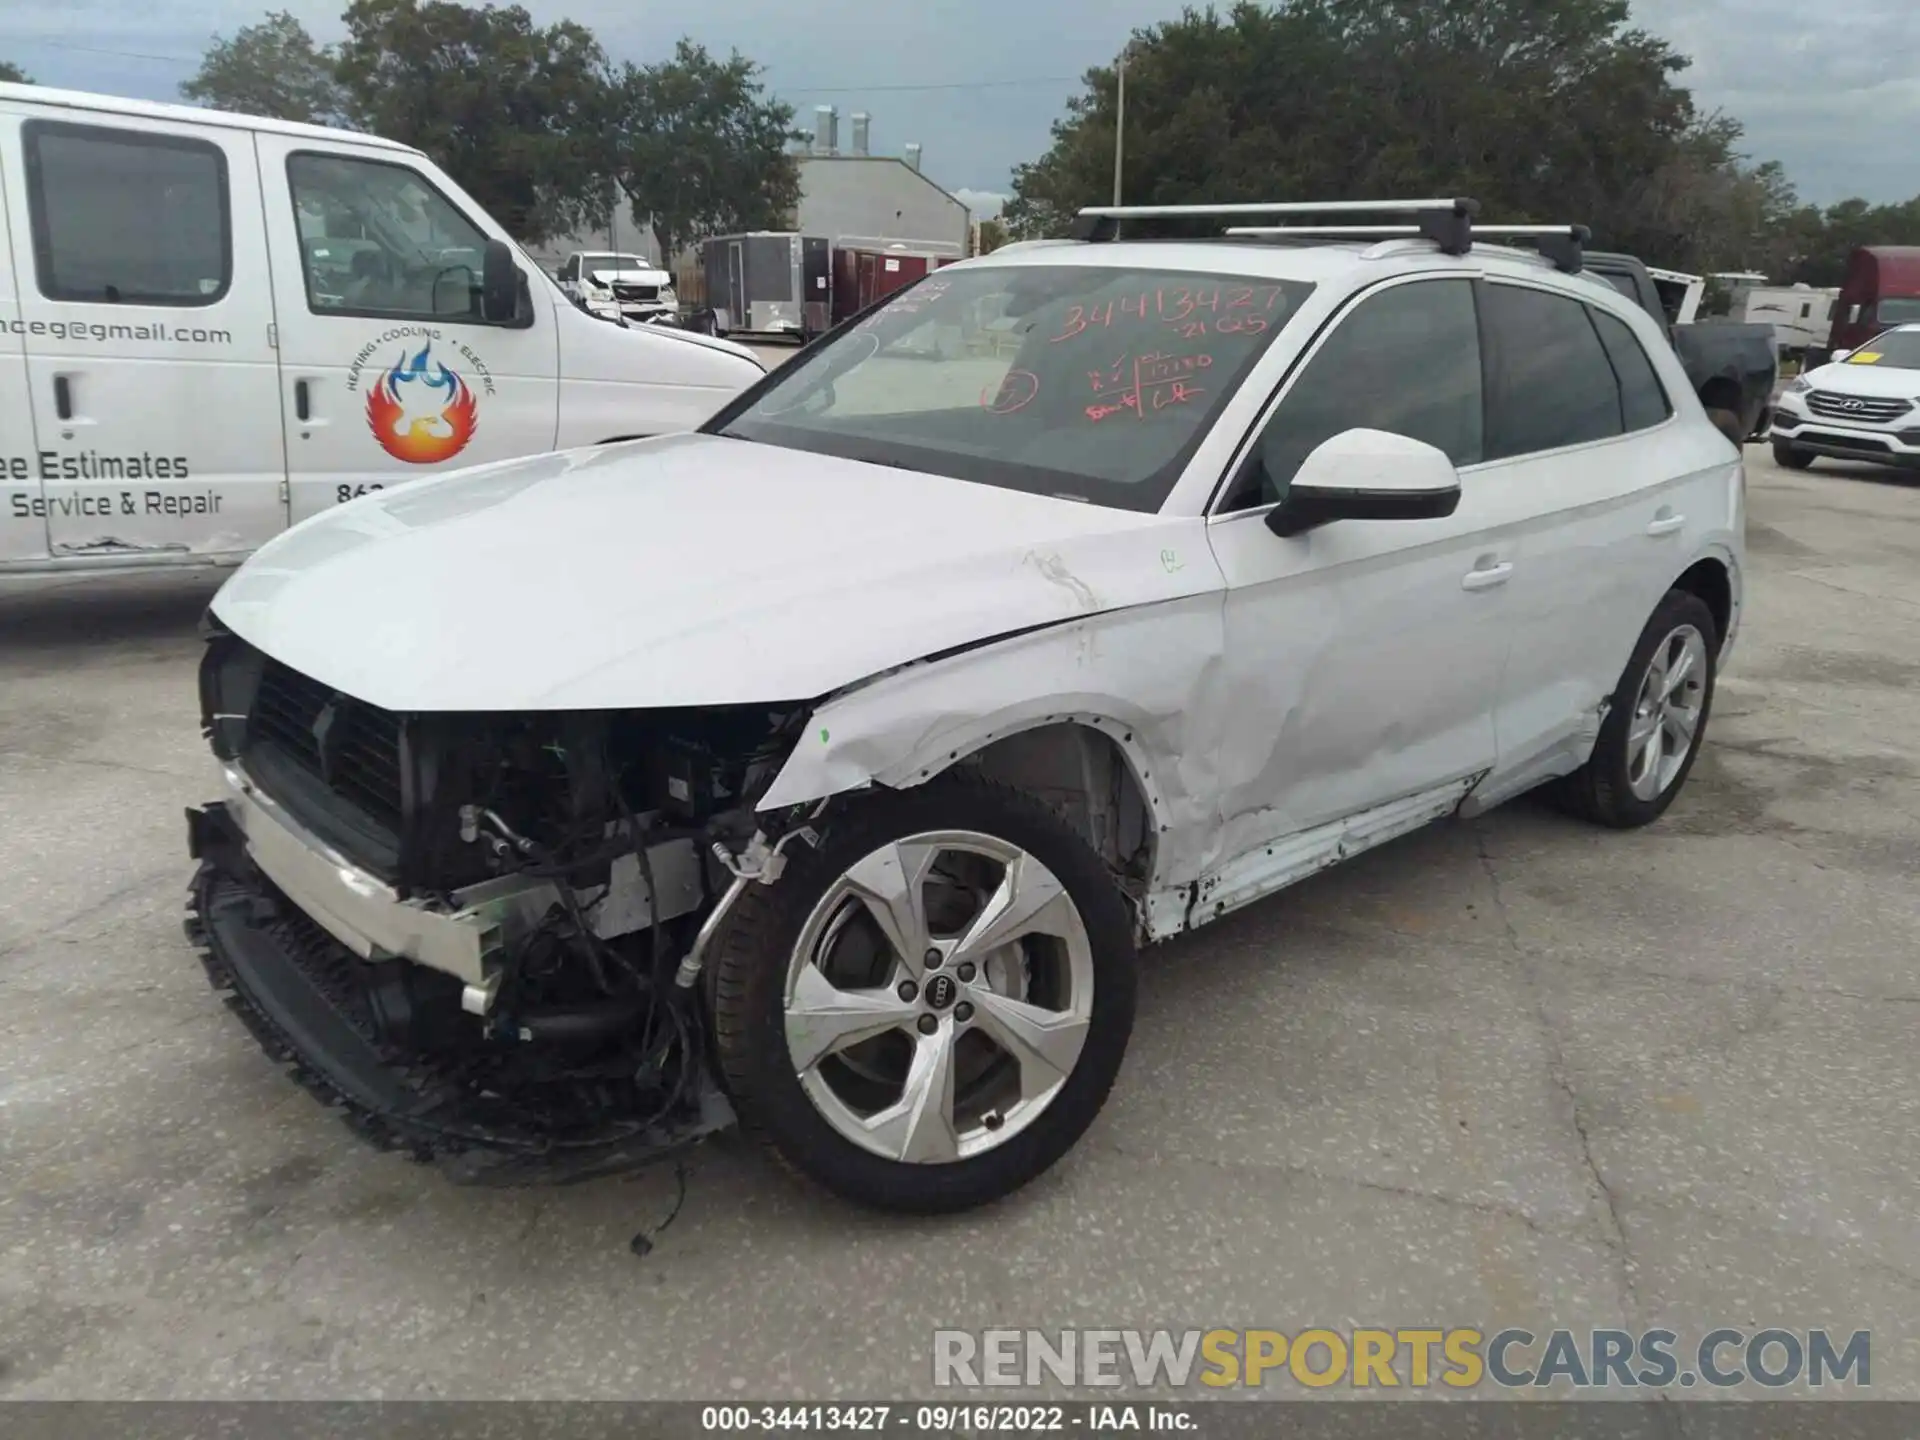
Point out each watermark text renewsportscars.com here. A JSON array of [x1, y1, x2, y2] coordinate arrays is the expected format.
[[932, 1328, 1871, 1391]]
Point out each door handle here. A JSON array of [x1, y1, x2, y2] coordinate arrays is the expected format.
[[295, 380, 311, 422], [1646, 510, 1686, 537], [53, 375, 73, 420], [1461, 560, 1514, 592]]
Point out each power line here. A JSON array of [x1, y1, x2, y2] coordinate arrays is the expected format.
[[782, 76, 1080, 94], [23, 39, 1081, 94], [27, 39, 200, 66]]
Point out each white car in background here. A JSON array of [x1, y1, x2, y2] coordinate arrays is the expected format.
[[1771, 324, 1920, 473], [187, 198, 1744, 1214]]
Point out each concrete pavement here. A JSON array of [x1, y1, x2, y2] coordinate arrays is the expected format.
[[2, 451, 1916, 1399]]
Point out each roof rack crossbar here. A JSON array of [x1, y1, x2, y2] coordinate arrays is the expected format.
[[1070, 197, 1478, 246], [1078, 198, 1475, 220]]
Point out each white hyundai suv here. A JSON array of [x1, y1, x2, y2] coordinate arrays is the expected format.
[[186, 199, 1744, 1213], [1771, 322, 1920, 472]]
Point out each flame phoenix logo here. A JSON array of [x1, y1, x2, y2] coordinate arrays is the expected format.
[[365, 343, 479, 464]]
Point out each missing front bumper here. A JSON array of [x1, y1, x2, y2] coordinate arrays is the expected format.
[[197, 759, 705, 1000], [185, 802, 733, 1184]]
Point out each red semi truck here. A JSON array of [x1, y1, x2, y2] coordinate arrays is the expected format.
[[1814, 246, 1920, 365]]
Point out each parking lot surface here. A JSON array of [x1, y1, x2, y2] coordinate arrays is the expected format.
[[2, 452, 1916, 1399]]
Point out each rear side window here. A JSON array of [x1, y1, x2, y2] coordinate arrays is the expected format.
[[23, 121, 231, 306], [1590, 309, 1672, 432], [1482, 283, 1622, 458], [1221, 278, 1483, 510]]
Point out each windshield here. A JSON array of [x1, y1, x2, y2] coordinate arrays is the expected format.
[[710, 263, 1315, 511], [584, 254, 650, 271], [1840, 330, 1920, 369]]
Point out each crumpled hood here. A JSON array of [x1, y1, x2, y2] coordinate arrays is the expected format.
[[589, 267, 670, 287], [210, 434, 1216, 712]]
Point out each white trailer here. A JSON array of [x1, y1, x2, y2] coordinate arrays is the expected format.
[[1742, 284, 1839, 355]]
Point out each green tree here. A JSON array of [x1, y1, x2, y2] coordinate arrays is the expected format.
[[1004, 0, 1745, 269], [975, 218, 1008, 255], [0, 61, 32, 84], [182, 12, 345, 124], [335, 0, 615, 246], [606, 40, 801, 260]]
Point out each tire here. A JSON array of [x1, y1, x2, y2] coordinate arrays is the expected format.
[[1706, 407, 1745, 447], [710, 772, 1137, 1213], [1772, 439, 1815, 470], [1558, 590, 1718, 829]]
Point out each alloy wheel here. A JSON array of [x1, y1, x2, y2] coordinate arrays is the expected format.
[[1627, 623, 1709, 801], [782, 831, 1095, 1165]]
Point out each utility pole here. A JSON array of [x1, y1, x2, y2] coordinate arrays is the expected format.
[[1112, 47, 1128, 206]]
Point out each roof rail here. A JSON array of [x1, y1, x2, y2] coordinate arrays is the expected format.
[[1069, 199, 1590, 274], [1224, 222, 1591, 275]]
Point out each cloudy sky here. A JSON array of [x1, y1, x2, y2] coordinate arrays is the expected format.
[[3, 0, 1915, 215]]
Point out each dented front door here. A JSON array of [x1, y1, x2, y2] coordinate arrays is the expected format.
[[1198, 277, 1509, 857], [0, 107, 288, 561]]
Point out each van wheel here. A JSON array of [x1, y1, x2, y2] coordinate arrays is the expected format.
[[1772, 440, 1815, 470], [1706, 407, 1745, 447], [1557, 590, 1718, 829], [709, 774, 1137, 1213]]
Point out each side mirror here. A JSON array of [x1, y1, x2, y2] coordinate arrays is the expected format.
[[481, 239, 520, 323], [1265, 428, 1462, 538], [1830, 348, 1853, 364]]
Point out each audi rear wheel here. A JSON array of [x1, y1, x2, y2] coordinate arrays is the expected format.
[[1558, 590, 1718, 829]]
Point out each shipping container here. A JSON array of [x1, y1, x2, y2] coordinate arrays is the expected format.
[[830, 242, 960, 325], [699, 232, 831, 340]]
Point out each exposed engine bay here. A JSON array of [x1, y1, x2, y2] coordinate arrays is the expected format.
[[188, 627, 819, 1181]]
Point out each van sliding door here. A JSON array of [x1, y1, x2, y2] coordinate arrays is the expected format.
[[2, 111, 288, 563], [0, 112, 45, 564]]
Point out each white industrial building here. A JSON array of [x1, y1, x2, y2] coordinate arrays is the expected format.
[[791, 107, 971, 258]]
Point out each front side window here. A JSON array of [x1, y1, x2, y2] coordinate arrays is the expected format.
[[1590, 309, 1672, 432], [286, 153, 493, 321], [712, 264, 1316, 512], [1873, 297, 1920, 325], [1220, 279, 1483, 512], [24, 121, 230, 306], [1482, 283, 1624, 458]]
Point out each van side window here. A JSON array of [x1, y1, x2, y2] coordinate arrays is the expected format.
[[23, 121, 230, 307], [286, 152, 494, 323]]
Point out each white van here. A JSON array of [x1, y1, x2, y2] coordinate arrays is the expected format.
[[0, 84, 765, 574]]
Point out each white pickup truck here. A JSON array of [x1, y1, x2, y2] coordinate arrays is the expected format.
[[556, 251, 679, 326]]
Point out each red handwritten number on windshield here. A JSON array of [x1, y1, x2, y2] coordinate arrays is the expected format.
[[1083, 352, 1212, 421], [984, 370, 1039, 414]]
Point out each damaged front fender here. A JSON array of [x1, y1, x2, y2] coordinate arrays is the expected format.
[[757, 594, 1229, 900]]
